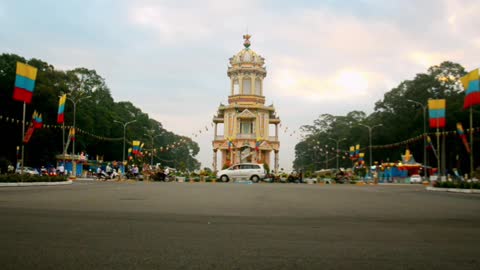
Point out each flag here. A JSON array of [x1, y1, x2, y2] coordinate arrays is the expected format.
[[358, 153, 365, 165], [461, 68, 480, 109], [32, 111, 43, 129], [255, 140, 261, 151], [132, 140, 140, 155], [355, 144, 360, 158], [13, 62, 38, 104], [24, 111, 42, 143], [69, 128, 76, 141], [456, 122, 471, 153], [426, 135, 438, 159], [349, 146, 355, 159], [57, 94, 67, 124], [24, 125, 35, 143], [428, 99, 446, 128], [139, 143, 144, 156]]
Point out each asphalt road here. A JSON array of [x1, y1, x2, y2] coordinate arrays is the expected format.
[[1, 181, 480, 270]]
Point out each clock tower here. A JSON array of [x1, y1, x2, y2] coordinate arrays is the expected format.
[[212, 35, 280, 173]]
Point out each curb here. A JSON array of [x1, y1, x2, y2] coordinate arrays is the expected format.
[[426, 186, 480, 194], [0, 180, 73, 187]]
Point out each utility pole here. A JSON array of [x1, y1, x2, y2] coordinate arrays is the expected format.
[[359, 123, 383, 169], [67, 93, 91, 178], [114, 119, 137, 166], [407, 99, 427, 178], [329, 137, 346, 171]]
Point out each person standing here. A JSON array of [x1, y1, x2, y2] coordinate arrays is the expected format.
[[132, 165, 139, 179], [106, 163, 113, 178], [58, 164, 65, 176]]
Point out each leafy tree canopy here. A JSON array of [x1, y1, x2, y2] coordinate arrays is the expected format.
[[0, 53, 200, 171]]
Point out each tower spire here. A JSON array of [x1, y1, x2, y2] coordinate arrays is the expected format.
[[243, 34, 251, 49]]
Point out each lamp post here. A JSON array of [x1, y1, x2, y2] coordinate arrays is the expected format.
[[144, 130, 161, 166], [67, 94, 91, 177], [114, 119, 137, 165], [407, 99, 427, 179], [325, 149, 329, 169], [329, 137, 346, 171], [359, 123, 383, 169]]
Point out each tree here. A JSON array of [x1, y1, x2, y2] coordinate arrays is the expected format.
[[0, 53, 200, 170], [294, 61, 472, 174]]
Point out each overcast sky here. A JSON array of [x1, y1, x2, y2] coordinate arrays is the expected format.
[[1, 0, 480, 170]]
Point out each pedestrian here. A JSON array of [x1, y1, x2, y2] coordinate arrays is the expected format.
[[132, 165, 139, 178], [58, 164, 65, 176], [106, 163, 113, 177], [96, 166, 102, 179], [7, 164, 14, 174]]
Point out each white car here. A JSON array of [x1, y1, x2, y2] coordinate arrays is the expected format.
[[216, 163, 266, 182], [410, 174, 422, 183], [15, 166, 40, 176]]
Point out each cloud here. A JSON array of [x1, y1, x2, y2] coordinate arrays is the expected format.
[[127, 0, 260, 43], [2, 0, 480, 171], [129, 5, 212, 42]]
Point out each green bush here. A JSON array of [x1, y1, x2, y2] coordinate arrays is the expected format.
[[434, 181, 480, 189], [263, 163, 270, 174], [0, 174, 68, 183]]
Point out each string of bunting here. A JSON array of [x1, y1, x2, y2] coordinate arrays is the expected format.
[[371, 128, 480, 150], [4, 113, 476, 151], [127, 138, 191, 154], [190, 122, 298, 138], [0, 113, 192, 151], [0, 114, 123, 141]]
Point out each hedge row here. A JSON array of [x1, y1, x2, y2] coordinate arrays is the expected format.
[[434, 181, 480, 189], [0, 174, 68, 183]]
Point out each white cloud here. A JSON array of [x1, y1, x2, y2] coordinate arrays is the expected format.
[[129, 5, 212, 42], [4, 0, 480, 170], [127, 0, 260, 43], [122, 0, 480, 170]]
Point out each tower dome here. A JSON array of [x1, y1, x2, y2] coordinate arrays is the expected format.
[[227, 35, 267, 100], [229, 34, 265, 67]]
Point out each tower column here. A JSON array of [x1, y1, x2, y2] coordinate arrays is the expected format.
[[274, 150, 279, 174], [231, 78, 234, 95], [251, 75, 255, 95], [275, 124, 278, 138], [213, 149, 218, 172], [239, 75, 244, 94], [260, 77, 263, 96], [214, 123, 218, 137]]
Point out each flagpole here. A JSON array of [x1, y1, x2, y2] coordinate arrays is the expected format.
[[20, 102, 26, 175], [62, 122, 66, 166], [436, 127, 440, 178], [470, 107, 474, 179]]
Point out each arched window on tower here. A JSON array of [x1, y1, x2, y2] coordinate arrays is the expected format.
[[255, 78, 262, 95], [233, 79, 240, 95], [242, 78, 251, 94]]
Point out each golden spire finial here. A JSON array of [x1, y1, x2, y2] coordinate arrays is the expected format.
[[243, 34, 251, 49]]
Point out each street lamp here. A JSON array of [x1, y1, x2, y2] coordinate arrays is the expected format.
[[407, 99, 427, 178], [359, 123, 383, 169], [329, 137, 347, 171], [144, 130, 162, 166], [114, 119, 137, 165], [67, 94, 91, 177]]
